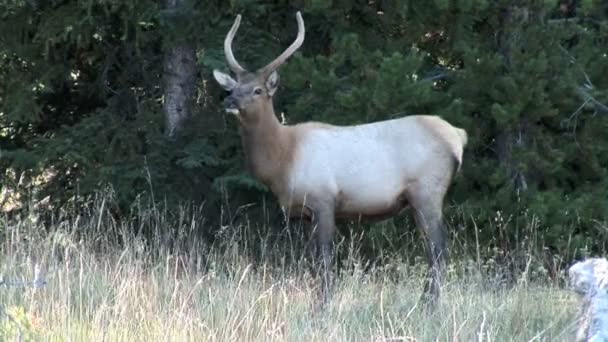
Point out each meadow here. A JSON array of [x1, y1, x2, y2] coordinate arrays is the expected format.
[[0, 196, 582, 341]]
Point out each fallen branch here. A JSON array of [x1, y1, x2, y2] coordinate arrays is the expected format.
[[0, 264, 46, 289]]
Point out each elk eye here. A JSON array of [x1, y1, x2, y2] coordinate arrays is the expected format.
[[254, 88, 263, 95]]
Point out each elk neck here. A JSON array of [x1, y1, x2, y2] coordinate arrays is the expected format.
[[238, 101, 296, 193]]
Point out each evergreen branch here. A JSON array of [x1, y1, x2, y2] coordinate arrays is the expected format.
[[577, 87, 608, 114], [547, 18, 582, 25], [547, 17, 603, 26], [562, 98, 590, 134], [421, 72, 448, 82], [559, 44, 608, 118]]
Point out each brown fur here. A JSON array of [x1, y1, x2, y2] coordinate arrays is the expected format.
[[335, 190, 410, 222], [240, 111, 341, 212], [238, 104, 297, 198]]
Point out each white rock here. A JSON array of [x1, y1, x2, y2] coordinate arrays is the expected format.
[[569, 258, 608, 342]]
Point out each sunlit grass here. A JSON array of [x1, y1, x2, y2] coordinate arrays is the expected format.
[[0, 197, 581, 341]]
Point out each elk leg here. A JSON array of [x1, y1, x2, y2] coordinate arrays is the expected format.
[[423, 212, 447, 298], [411, 197, 447, 305], [418, 209, 446, 302], [312, 206, 337, 304]]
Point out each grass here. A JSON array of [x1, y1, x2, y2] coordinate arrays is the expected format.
[[0, 197, 582, 341]]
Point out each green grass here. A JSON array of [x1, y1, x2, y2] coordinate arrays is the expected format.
[[0, 199, 582, 341]]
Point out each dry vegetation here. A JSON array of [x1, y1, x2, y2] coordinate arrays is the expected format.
[[0, 196, 582, 341]]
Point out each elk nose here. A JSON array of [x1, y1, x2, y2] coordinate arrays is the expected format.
[[223, 96, 240, 115], [224, 96, 238, 109]]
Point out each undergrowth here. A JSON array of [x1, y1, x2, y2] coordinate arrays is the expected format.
[[0, 192, 584, 341]]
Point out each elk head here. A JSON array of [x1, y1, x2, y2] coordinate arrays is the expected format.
[[213, 12, 305, 125]]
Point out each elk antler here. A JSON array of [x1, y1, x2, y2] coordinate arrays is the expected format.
[[224, 14, 247, 75], [258, 11, 305, 77]]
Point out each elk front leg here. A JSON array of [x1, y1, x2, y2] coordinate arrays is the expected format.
[[312, 206, 337, 304]]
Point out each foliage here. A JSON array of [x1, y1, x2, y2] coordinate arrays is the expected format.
[[0, 0, 607, 261], [0, 306, 41, 341]]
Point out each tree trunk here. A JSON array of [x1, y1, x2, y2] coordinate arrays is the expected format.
[[495, 4, 531, 193], [163, 0, 197, 139], [496, 127, 528, 192]]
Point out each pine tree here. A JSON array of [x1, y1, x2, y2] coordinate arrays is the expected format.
[[1, 0, 607, 259]]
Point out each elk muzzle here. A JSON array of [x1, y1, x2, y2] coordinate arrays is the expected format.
[[223, 95, 240, 115]]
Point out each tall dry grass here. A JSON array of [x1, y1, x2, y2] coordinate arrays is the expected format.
[[0, 194, 581, 341]]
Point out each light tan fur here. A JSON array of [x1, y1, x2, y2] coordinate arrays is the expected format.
[[266, 117, 466, 223], [416, 116, 468, 171]]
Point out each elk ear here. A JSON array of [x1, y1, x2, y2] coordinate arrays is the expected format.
[[213, 70, 237, 91], [265, 71, 280, 97]]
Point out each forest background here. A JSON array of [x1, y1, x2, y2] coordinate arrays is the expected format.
[[1, 0, 607, 270]]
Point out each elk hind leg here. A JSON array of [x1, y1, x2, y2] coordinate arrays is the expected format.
[[409, 186, 449, 304]]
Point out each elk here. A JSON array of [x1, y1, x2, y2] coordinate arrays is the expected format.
[[213, 11, 468, 304]]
